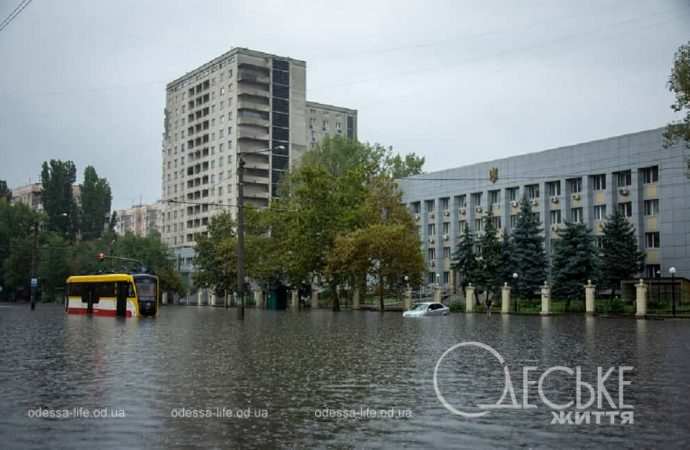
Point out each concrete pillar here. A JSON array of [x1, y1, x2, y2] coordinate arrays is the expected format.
[[197, 289, 202, 306], [501, 282, 511, 314], [224, 292, 229, 308], [404, 287, 412, 310], [636, 279, 648, 318], [449, 271, 456, 295], [162, 292, 168, 305], [433, 286, 442, 304], [291, 289, 299, 310], [585, 280, 596, 315], [254, 289, 264, 308], [311, 285, 319, 309], [352, 288, 360, 310], [465, 283, 475, 313], [210, 292, 216, 306], [540, 282, 551, 315]]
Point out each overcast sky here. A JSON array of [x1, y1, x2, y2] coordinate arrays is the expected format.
[[0, 0, 688, 209]]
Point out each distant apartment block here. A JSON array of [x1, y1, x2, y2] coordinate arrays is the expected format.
[[160, 47, 358, 262], [115, 202, 164, 237], [398, 128, 690, 284], [11, 182, 81, 212], [306, 101, 357, 148]]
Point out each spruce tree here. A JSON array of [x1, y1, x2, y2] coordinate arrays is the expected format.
[[500, 229, 515, 286], [451, 225, 477, 291], [477, 209, 502, 302], [551, 222, 598, 311], [512, 197, 546, 300], [600, 209, 644, 299]]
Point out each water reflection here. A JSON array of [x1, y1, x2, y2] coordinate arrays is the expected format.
[[0, 304, 689, 449]]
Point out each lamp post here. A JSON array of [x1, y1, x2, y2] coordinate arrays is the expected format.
[[512, 272, 519, 313], [656, 269, 661, 307], [669, 266, 677, 317], [237, 145, 285, 320]]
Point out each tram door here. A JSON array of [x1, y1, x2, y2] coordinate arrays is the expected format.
[[116, 282, 128, 317]]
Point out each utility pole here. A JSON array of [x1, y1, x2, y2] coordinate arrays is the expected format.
[[237, 157, 246, 320], [30, 222, 38, 310]]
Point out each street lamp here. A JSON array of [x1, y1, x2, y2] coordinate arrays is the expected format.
[[237, 145, 286, 320], [669, 266, 677, 317], [512, 272, 519, 313]]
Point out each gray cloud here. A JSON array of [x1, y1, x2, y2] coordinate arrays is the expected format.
[[0, 0, 687, 208]]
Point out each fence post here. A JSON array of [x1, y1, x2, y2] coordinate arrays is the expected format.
[[541, 282, 551, 315], [353, 287, 360, 310], [585, 280, 596, 315], [501, 282, 511, 314], [465, 283, 475, 313], [635, 279, 648, 318]]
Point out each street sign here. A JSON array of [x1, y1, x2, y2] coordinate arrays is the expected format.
[[31, 278, 38, 288]]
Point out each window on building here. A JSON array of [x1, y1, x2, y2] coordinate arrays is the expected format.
[[645, 232, 660, 249], [641, 166, 659, 184], [471, 192, 482, 206], [550, 209, 562, 224], [510, 214, 518, 228], [507, 187, 519, 202], [615, 170, 632, 187], [456, 195, 467, 208], [459, 220, 467, 232], [488, 190, 500, 205], [492, 216, 502, 229], [442, 222, 449, 235], [546, 181, 561, 197], [618, 202, 632, 218], [443, 247, 450, 259], [646, 264, 661, 278], [570, 207, 583, 223], [591, 174, 606, 190], [593, 205, 607, 221], [428, 248, 436, 260], [428, 223, 436, 235], [525, 184, 540, 199], [474, 218, 483, 232], [440, 197, 449, 211], [644, 199, 659, 216], [443, 271, 450, 284]]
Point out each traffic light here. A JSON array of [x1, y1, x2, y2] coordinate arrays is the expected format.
[[97, 252, 106, 262]]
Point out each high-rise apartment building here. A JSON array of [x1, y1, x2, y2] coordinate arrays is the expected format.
[[160, 48, 357, 277], [115, 202, 164, 237]]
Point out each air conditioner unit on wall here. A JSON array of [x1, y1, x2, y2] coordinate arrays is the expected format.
[[511, 200, 518, 208], [415, 213, 420, 221], [531, 199, 539, 206], [572, 193, 581, 201], [443, 234, 449, 241], [475, 206, 483, 213], [551, 196, 559, 204], [443, 210, 450, 217], [460, 208, 466, 215], [619, 188, 630, 196], [428, 237, 435, 244], [429, 212, 435, 220]]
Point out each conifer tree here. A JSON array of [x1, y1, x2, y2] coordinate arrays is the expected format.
[[512, 197, 546, 300], [551, 222, 598, 311], [600, 209, 644, 299]]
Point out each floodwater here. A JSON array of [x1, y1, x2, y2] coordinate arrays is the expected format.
[[1, 303, 689, 449]]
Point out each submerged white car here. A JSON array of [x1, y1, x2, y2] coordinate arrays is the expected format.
[[403, 302, 450, 318]]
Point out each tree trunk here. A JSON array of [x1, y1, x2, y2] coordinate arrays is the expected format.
[[332, 282, 340, 312]]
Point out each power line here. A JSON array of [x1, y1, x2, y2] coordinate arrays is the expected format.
[[0, 0, 32, 35]]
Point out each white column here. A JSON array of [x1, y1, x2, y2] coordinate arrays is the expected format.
[[585, 280, 596, 315], [197, 289, 202, 306], [311, 285, 319, 309], [540, 282, 551, 315], [352, 288, 360, 310], [291, 289, 299, 310], [501, 282, 511, 314], [254, 289, 264, 308], [210, 292, 216, 306], [636, 279, 648, 318], [404, 287, 412, 310], [162, 292, 168, 305], [433, 286, 442, 303], [465, 283, 475, 313]]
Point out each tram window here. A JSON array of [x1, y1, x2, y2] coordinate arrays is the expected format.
[[94, 283, 116, 298]]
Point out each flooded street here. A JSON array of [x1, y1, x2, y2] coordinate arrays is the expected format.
[[1, 304, 689, 449]]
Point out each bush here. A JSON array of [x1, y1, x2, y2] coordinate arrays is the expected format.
[[449, 302, 464, 313]]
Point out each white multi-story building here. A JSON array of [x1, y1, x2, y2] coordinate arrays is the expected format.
[[160, 47, 358, 280], [115, 202, 164, 237]]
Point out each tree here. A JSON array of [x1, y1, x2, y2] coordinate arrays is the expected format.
[[451, 226, 478, 292], [387, 152, 425, 178], [80, 166, 112, 240], [512, 197, 546, 300], [0, 180, 11, 201], [499, 229, 515, 287], [0, 200, 39, 299], [476, 209, 502, 304], [600, 210, 644, 300], [664, 41, 690, 148], [37, 233, 71, 302], [41, 159, 78, 239], [551, 222, 598, 311]]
